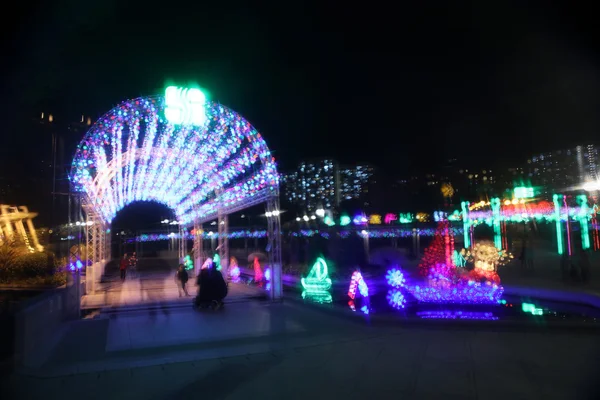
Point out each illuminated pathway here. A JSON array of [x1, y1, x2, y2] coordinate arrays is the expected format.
[[81, 257, 266, 309]]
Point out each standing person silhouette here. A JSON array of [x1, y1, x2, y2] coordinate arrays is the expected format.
[[175, 264, 190, 297], [120, 253, 128, 282]]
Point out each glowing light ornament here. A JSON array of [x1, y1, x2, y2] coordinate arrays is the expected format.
[[408, 280, 503, 304], [302, 290, 332, 304], [201, 258, 213, 270], [348, 300, 370, 314], [69, 95, 279, 226], [385, 268, 406, 288], [164, 86, 207, 126], [522, 302, 543, 316], [340, 215, 351, 226], [184, 254, 194, 270], [301, 257, 332, 292], [348, 271, 369, 299], [253, 257, 263, 282], [386, 289, 407, 309], [384, 213, 398, 224], [417, 310, 498, 320], [213, 253, 221, 271], [229, 256, 240, 282]]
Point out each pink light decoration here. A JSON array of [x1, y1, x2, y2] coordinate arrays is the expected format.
[[384, 213, 398, 224], [253, 257, 263, 282], [348, 270, 368, 299]]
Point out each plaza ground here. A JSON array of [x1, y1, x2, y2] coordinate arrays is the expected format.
[[3, 251, 600, 399]]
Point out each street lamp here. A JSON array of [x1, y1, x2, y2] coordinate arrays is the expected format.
[[583, 181, 600, 192]]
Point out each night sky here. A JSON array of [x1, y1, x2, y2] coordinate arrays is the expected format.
[[2, 1, 600, 175]]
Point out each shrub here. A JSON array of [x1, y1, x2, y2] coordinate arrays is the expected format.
[[0, 250, 65, 286]]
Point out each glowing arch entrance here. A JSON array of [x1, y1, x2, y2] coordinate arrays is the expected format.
[[70, 92, 282, 299]]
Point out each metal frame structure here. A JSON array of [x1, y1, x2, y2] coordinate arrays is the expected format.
[[0, 205, 44, 252], [72, 95, 282, 300]]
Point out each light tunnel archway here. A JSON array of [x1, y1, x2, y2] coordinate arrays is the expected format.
[[70, 94, 282, 299]]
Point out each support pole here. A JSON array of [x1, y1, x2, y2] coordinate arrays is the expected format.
[[218, 212, 229, 278], [552, 194, 564, 255], [266, 196, 282, 300]]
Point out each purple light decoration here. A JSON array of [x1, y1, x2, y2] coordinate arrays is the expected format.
[[416, 310, 498, 320], [265, 267, 271, 282], [229, 265, 241, 282], [386, 268, 406, 288], [387, 289, 407, 309], [69, 263, 75, 271], [408, 281, 504, 304]]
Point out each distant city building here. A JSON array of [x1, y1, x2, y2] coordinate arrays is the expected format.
[[281, 159, 374, 212], [526, 144, 599, 193]]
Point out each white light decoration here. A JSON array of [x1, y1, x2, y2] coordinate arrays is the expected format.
[[70, 95, 279, 225]]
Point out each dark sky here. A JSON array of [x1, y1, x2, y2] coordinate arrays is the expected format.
[[2, 1, 600, 175]]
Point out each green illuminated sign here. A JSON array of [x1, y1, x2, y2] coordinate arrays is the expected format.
[[522, 302, 543, 315], [514, 187, 534, 199], [164, 86, 207, 126]]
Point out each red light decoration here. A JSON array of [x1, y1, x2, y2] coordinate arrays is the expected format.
[[418, 220, 456, 277]]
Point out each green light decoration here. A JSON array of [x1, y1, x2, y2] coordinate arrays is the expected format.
[[213, 253, 221, 271], [398, 213, 414, 224], [164, 86, 208, 126], [577, 195, 591, 250], [324, 215, 336, 226], [302, 290, 333, 304], [340, 215, 351, 226], [461, 201, 471, 248], [301, 257, 332, 292], [553, 194, 564, 255], [490, 198, 502, 250], [522, 302, 543, 316], [184, 254, 194, 270], [514, 186, 534, 199], [453, 250, 467, 267]]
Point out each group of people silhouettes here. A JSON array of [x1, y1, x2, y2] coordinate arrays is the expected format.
[[119, 251, 227, 309], [175, 259, 228, 310]]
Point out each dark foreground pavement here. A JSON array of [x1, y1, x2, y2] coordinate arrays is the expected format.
[[2, 299, 600, 400]]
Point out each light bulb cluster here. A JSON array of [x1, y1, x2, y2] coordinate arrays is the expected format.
[[70, 96, 279, 225]]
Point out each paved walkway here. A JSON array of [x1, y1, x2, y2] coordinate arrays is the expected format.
[[82, 278, 266, 309], [2, 300, 599, 399]]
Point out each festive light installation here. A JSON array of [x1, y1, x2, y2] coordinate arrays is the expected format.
[[184, 254, 194, 271], [386, 289, 407, 309], [201, 257, 213, 270], [213, 253, 221, 271], [302, 290, 332, 304], [348, 271, 369, 299], [384, 213, 398, 224], [409, 281, 503, 304], [301, 257, 332, 292], [164, 86, 208, 126], [385, 268, 406, 288], [229, 256, 240, 282], [253, 257, 263, 282], [70, 95, 279, 225], [419, 220, 455, 277], [417, 310, 498, 320], [453, 249, 467, 267], [522, 302, 543, 315], [463, 241, 511, 285], [340, 215, 351, 226]]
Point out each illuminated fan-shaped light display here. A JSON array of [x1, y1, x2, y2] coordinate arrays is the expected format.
[[348, 271, 369, 299], [70, 95, 279, 225]]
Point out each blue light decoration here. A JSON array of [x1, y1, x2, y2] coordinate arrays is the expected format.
[[408, 281, 503, 304], [386, 289, 407, 309], [385, 268, 406, 288], [264, 267, 271, 282], [69, 94, 279, 226], [352, 214, 368, 226], [416, 310, 498, 320], [301, 257, 332, 292], [70, 259, 84, 271]]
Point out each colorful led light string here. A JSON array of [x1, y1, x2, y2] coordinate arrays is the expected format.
[[70, 96, 279, 225]]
